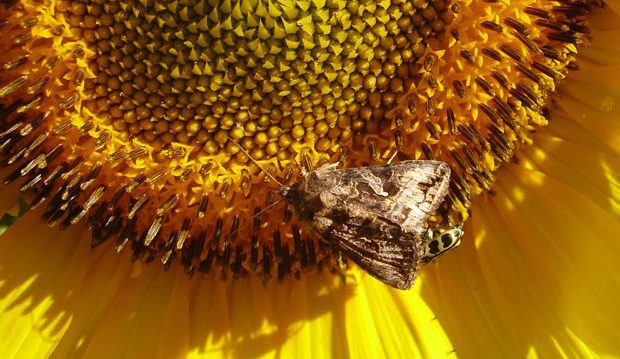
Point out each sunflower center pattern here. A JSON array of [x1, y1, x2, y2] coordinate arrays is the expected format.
[[68, 0, 450, 158], [0, 0, 599, 279]]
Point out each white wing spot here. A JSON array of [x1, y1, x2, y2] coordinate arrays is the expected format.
[[360, 171, 389, 196]]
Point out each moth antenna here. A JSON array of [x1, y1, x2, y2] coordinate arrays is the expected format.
[[225, 136, 286, 188], [226, 199, 283, 239], [249, 199, 283, 221]]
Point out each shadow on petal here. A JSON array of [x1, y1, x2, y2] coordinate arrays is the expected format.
[[0, 207, 361, 357]]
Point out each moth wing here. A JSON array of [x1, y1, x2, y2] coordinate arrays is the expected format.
[[316, 160, 451, 235], [309, 161, 451, 289], [314, 215, 419, 289]]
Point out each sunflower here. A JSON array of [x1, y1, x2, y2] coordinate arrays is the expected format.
[[0, 0, 618, 357]]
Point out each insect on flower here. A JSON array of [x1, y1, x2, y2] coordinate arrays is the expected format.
[[231, 139, 464, 290], [421, 224, 465, 264]]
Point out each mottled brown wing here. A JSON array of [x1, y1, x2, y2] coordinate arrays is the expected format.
[[310, 161, 451, 236], [302, 161, 451, 289], [314, 210, 420, 289]]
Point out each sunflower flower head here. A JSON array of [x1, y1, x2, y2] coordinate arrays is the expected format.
[[0, 0, 605, 281], [1, 0, 620, 358]]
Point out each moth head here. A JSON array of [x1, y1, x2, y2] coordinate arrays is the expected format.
[[279, 182, 304, 204], [279, 186, 292, 200], [421, 224, 464, 263]]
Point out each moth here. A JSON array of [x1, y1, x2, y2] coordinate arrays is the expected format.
[[230, 138, 462, 290], [279, 160, 458, 290]]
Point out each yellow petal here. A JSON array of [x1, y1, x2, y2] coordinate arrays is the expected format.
[[421, 8, 620, 356]]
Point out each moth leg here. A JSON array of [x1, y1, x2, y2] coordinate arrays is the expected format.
[[386, 150, 399, 164], [325, 248, 355, 285]]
